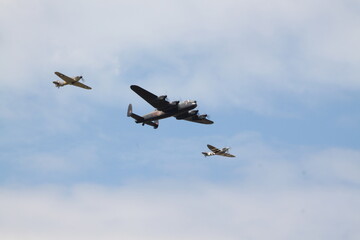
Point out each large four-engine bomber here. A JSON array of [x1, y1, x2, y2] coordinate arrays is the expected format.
[[127, 85, 213, 129]]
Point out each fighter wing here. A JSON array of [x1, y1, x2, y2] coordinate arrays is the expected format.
[[130, 85, 171, 111], [207, 144, 221, 153], [72, 81, 92, 90], [217, 152, 236, 158], [54, 72, 74, 84]]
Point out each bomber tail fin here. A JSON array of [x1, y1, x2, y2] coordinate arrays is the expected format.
[[127, 103, 133, 117], [127, 104, 144, 123], [202, 152, 209, 157], [127, 104, 159, 129]]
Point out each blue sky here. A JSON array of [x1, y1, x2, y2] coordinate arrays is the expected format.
[[1, 0, 360, 239]]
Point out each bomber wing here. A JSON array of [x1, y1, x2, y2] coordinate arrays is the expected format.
[[130, 85, 171, 111], [54, 72, 74, 84], [184, 116, 214, 124], [176, 111, 214, 124], [73, 81, 92, 90]]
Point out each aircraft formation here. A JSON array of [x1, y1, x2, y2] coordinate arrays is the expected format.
[[53, 72, 236, 158]]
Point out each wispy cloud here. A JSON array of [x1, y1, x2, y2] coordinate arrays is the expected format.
[[1, 0, 359, 115], [0, 180, 359, 240], [305, 148, 360, 185]]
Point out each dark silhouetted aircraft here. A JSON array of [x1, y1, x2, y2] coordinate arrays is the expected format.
[[127, 85, 213, 129]]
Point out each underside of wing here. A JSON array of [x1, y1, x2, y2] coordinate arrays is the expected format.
[[177, 111, 214, 124], [217, 152, 236, 158], [130, 85, 171, 110], [184, 118, 214, 124], [207, 144, 221, 153], [73, 81, 92, 90], [54, 72, 74, 84]]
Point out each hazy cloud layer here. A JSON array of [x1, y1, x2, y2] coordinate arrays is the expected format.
[[0, 181, 359, 240], [1, 142, 359, 239], [1, 0, 360, 114]]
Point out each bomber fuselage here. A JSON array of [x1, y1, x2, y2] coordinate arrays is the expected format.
[[137, 100, 197, 123]]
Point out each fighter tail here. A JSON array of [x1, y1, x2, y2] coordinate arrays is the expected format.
[[53, 81, 62, 88]]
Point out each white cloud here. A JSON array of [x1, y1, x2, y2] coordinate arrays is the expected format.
[[1, 131, 359, 239], [1, 0, 359, 116], [0, 182, 359, 240]]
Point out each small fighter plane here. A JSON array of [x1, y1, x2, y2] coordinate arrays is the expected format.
[[127, 85, 213, 129], [202, 144, 236, 157], [52, 72, 92, 90]]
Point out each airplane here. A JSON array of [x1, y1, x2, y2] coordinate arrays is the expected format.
[[127, 85, 213, 129], [52, 72, 92, 90], [202, 144, 236, 157]]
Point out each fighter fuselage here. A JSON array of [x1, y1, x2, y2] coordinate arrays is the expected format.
[[52, 76, 82, 88], [202, 147, 231, 157]]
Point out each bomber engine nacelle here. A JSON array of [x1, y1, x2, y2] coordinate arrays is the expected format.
[[158, 95, 167, 101], [188, 110, 199, 116]]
